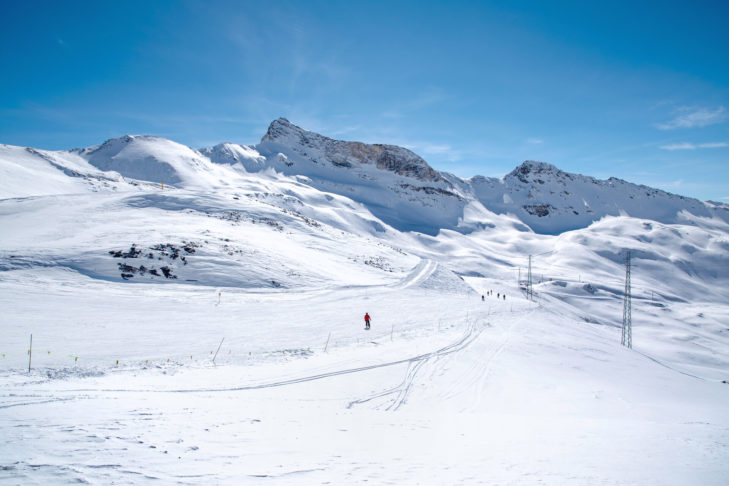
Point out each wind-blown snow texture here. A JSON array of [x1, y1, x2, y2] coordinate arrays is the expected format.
[[1, 120, 728, 484]]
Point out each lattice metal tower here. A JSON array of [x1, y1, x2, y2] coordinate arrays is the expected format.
[[621, 250, 632, 348]]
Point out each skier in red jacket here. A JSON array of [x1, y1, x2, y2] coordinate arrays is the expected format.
[[364, 313, 371, 330]]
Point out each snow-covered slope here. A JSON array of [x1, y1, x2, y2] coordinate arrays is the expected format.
[[199, 142, 267, 172], [0, 144, 130, 197], [1, 119, 728, 484], [1, 118, 728, 302], [73, 135, 247, 190]]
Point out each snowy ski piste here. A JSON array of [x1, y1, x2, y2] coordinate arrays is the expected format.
[[1, 119, 728, 484]]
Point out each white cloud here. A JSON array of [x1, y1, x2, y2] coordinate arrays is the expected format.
[[657, 106, 726, 130], [526, 138, 544, 145], [659, 141, 728, 150], [420, 143, 452, 155], [660, 142, 696, 150]]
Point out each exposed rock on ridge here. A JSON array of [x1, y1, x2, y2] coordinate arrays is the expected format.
[[263, 118, 443, 183]]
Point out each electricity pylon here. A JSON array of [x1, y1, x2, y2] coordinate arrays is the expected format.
[[621, 250, 632, 349]]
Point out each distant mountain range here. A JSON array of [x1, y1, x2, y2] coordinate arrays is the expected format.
[[2, 117, 727, 235]]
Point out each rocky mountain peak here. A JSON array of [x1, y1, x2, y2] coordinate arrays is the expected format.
[[260, 118, 442, 183], [261, 117, 320, 145], [506, 160, 568, 185]]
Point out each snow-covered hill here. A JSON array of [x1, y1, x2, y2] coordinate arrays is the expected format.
[[1, 120, 728, 484]]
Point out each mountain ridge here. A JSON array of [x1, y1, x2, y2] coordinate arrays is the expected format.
[[1, 119, 728, 235]]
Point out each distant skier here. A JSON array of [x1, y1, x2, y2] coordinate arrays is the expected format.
[[503, 294, 506, 300], [364, 312, 371, 330], [497, 293, 500, 299], [481, 295, 485, 301]]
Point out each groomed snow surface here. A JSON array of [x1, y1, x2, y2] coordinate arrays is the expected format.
[[2, 201, 727, 485], [2, 266, 727, 485], [1, 126, 728, 484]]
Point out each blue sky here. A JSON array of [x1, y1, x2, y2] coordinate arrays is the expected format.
[[1, 0, 728, 201]]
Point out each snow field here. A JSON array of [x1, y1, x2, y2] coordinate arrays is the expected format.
[[1, 122, 729, 484], [2, 269, 727, 484]]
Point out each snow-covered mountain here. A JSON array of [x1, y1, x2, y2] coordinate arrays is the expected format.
[[3, 117, 728, 235], [1, 119, 728, 484], [2, 117, 729, 296], [471, 160, 729, 233], [215, 118, 729, 234], [2, 117, 729, 294], [250, 118, 467, 234]]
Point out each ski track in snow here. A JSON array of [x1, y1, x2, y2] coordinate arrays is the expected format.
[[434, 308, 533, 412], [347, 315, 482, 410], [393, 258, 437, 290], [2, 315, 479, 404]]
